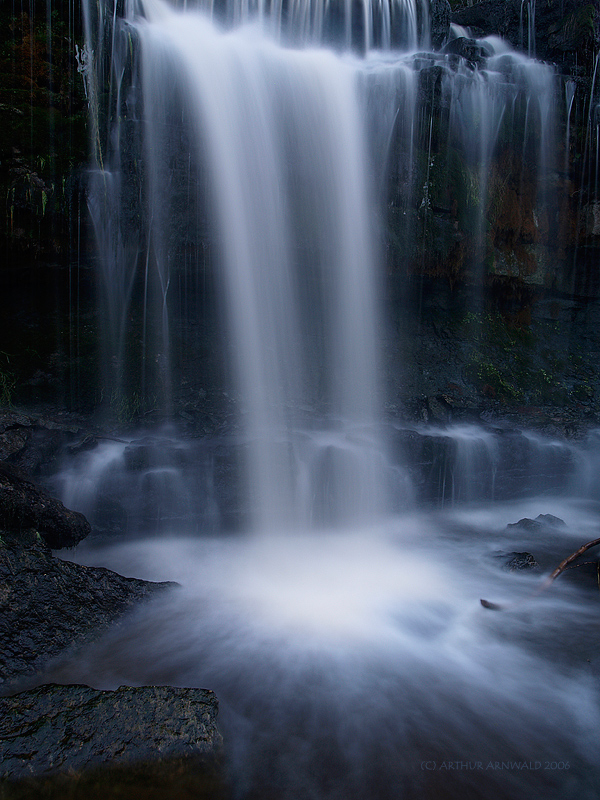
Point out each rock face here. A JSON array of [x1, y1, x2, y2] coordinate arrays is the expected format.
[[430, 0, 451, 48], [0, 409, 84, 474], [451, 0, 599, 71], [0, 462, 90, 549], [0, 684, 224, 798], [0, 528, 174, 687]]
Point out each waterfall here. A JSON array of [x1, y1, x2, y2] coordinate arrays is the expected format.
[[160, 0, 430, 51], [80, 0, 559, 534], [84, 0, 408, 532], [51, 8, 600, 794], [140, 4, 389, 530]]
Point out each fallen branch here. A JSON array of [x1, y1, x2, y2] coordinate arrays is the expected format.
[[480, 535, 600, 611]]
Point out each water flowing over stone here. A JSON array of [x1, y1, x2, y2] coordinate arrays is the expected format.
[[81, 0, 558, 533], [161, 0, 430, 51]]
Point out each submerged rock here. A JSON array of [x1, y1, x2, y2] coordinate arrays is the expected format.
[[506, 513, 567, 534], [493, 550, 539, 571], [0, 684, 224, 798], [0, 529, 174, 687]]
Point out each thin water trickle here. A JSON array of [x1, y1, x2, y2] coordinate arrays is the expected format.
[[565, 78, 576, 175]]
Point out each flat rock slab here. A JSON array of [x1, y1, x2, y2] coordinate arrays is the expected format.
[[0, 530, 174, 687], [0, 684, 224, 799]]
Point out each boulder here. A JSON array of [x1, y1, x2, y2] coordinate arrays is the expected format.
[[506, 513, 567, 534], [0, 462, 90, 549], [0, 409, 82, 475], [0, 529, 174, 686], [0, 684, 224, 799], [441, 35, 486, 66], [493, 550, 539, 571]]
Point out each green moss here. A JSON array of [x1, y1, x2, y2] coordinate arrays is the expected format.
[[459, 311, 578, 405], [108, 388, 158, 424], [465, 352, 525, 401], [571, 382, 594, 402]]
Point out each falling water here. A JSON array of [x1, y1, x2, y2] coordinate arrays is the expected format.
[[175, 0, 430, 51], [565, 78, 576, 176], [130, 0, 389, 530], [520, 0, 536, 58]]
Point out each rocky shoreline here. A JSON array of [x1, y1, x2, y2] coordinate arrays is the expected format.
[[0, 411, 226, 797]]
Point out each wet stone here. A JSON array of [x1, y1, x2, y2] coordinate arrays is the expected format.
[[0, 462, 90, 550], [494, 550, 539, 571], [0, 529, 175, 687], [0, 684, 225, 798], [506, 514, 567, 534]]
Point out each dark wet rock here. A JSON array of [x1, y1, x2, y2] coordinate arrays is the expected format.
[[0, 409, 84, 475], [441, 36, 486, 66], [0, 462, 90, 549], [507, 517, 545, 533], [494, 550, 539, 571], [430, 0, 451, 49], [9, 426, 66, 476], [0, 529, 174, 687], [425, 395, 451, 423], [0, 412, 35, 463], [535, 513, 567, 528], [450, 0, 599, 73], [65, 433, 101, 455], [0, 411, 35, 433], [0, 428, 30, 461], [506, 513, 567, 534], [0, 684, 224, 798], [417, 64, 447, 104]]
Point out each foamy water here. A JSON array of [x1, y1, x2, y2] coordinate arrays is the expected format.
[[54, 499, 600, 799]]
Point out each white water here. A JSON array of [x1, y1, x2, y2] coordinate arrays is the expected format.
[[160, 0, 429, 51], [135, 1, 390, 531], [53, 422, 600, 798], [55, 494, 600, 798]]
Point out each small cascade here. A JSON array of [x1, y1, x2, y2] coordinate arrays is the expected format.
[[53, 434, 220, 537], [570, 428, 600, 500], [418, 423, 500, 505], [393, 422, 581, 507], [520, 0, 536, 58], [170, 0, 430, 51], [440, 35, 555, 284], [374, 30, 557, 290], [53, 420, 600, 539]]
